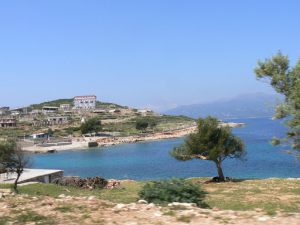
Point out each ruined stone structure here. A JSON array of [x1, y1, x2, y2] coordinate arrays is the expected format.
[[0, 117, 16, 128]]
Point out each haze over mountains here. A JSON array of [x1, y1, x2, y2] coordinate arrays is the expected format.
[[164, 93, 282, 119]]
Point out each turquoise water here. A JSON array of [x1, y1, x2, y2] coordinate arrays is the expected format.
[[30, 118, 300, 180]]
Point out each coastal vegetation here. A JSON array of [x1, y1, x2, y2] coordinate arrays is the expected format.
[[0, 99, 195, 140], [255, 52, 300, 156], [80, 117, 102, 134], [1, 178, 300, 222], [139, 178, 207, 207], [171, 117, 245, 181], [0, 140, 29, 192]]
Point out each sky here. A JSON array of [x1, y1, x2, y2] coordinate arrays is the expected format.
[[0, 0, 299, 111]]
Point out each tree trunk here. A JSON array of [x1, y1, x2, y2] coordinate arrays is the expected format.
[[215, 161, 225, 182], [14, 171, 21, 193]]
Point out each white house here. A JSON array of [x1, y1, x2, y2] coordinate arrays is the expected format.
[[74, 95, 97, 109]]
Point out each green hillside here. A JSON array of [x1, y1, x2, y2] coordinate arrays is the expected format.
[[30, 98, 127, 110]]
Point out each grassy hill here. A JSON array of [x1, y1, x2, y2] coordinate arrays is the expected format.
[[30, 98, 127, 110], [0, 178, 300, 224]]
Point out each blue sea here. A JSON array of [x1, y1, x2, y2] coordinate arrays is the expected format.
[[30, 117, 300, 180]]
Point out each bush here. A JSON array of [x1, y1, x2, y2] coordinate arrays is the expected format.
[[80, 117, 102, 134], [139, 179, 207, 207]]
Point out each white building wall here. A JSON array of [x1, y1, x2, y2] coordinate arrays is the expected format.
[[74, 95, 97, 109]]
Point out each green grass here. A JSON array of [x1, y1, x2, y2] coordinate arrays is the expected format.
[[16, 210, 54, 224], [2, 178, 300, 215], [103, 115, 195, 135], [12, 180, 144, 204], [0, 216, 10, 225], [54, 205, 75, 213], [177, 215, 193, 223]]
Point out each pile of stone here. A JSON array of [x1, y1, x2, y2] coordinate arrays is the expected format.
[[0, 189, 14, 199], [106, 179, 121, 189], [52, 176, 108, 190]]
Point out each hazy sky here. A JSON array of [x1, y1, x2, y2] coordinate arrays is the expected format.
[[0, 1, 299, 111]]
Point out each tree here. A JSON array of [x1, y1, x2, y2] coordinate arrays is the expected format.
[[47, 128, 54, 137], [0, 140, 30, 192], [170, 117, 245, 181], [254, 52, 300, 154], [0, 141, 15, 173], [80, 117, 102, 134], [10, 144, 29, 193], [136, 120, 149, 132]]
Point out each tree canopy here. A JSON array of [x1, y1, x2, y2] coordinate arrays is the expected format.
[[80, 117, 102, 134], [254, 52, 300, 152], [171, 117, 245, 181]]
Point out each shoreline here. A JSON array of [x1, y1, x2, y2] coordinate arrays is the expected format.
[[22, 126, 198, 153], [22, 122, 245, 153]]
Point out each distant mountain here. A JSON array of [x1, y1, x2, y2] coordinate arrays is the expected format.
[[164, 93, 283, 119]]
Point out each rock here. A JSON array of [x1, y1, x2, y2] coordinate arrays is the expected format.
[[105, 180, 121, 189], [0, 189, 12, 194], [257, 216, 270, 222], [154, 212, 162, 217], [88, 196, 96, 201], [212, 207, 220, 211], [168, 202, 197, 208], [58, 194, 66, 198], [127, 203, 138, 210], [255, 208, 263, 212], [113, 203, 127, 211], [0, 193, 3, 199], [138, 200, 148, 204], [146, 203, 155, 210]]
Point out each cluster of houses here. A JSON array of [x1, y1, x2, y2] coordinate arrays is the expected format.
[[0, 95, 97, 128], [0, 95, 154, 130]]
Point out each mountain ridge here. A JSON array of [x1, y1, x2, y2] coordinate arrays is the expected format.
[[164, 93, 282, 119]]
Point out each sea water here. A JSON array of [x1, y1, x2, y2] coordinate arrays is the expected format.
[[30, 117, 300, 180]]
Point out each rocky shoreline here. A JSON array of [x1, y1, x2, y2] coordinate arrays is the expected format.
[[22, 122, 244, 153]]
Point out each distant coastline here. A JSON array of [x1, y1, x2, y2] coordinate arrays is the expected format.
[[22, 122, 244, 153]]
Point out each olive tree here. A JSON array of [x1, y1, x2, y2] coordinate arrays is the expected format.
[[80, 117, 102, 134], [254, 52, 300, 155], [0, 140, 29, 192], [171, 117, 245, 181]]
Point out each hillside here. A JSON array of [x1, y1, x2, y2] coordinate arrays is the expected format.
[[30, 98, 126, 110], [1, 178, 300, 224], [165, 93, 282, 119]]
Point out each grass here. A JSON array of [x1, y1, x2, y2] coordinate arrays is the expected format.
[[16, 210, 54, 224], [2, 178, 300, 216], [177, 215, 193, 223], [10, 180, 144, 204], [103, 115, 195, 135]]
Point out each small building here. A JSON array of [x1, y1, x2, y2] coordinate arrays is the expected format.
[[47, 116, 68, 125], [60, 104, 71, 111], [0, 169, 63, 184], [31, 132, 49, 139], [0, 117, 16, 128], [42, 106, 59, 114], [74, 95, 97, 109], [10, 107, 29, 115], [30, 109, 43, 115]]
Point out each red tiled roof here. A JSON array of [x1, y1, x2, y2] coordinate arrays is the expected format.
[[74, 95, 97, 100]]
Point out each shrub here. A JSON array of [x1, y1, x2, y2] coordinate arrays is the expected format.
[[80, 117, 102, 134], [139, 179, 207, 207]]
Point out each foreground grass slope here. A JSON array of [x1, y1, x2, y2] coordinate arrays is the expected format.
[[1, 178, 300, 214]]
